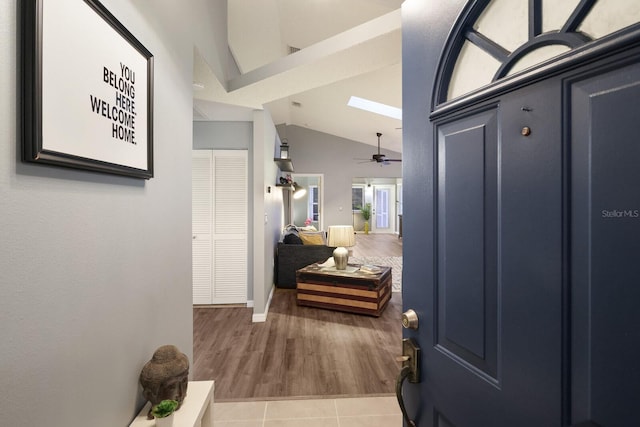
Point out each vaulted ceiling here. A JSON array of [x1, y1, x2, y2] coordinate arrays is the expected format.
[[193, 0, 403, 153]]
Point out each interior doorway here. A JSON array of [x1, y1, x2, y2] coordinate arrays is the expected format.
[[352, 178, 402, 235], [372, 184, 396, 233], [290, 174, 323, 230]]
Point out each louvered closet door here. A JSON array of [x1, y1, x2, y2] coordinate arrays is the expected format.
[[212, 151, 247, 304], [192, 151, 213, 304], [192, 150, 247, 305]]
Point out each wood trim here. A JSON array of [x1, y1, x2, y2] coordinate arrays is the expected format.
[[297, 282, 379, 298], [298, 293, 379, 310]]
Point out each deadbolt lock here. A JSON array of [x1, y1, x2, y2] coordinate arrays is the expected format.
[[402, 309, 419, 329]]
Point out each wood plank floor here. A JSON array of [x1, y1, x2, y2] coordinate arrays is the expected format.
[[193, 233, 402, 401]]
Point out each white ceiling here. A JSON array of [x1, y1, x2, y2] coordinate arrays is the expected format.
[[193, 0, 403, 153]]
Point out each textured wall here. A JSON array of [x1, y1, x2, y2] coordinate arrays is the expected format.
[[0, 1, 230, 425]]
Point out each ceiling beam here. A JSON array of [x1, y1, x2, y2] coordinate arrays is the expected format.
[[194, 10, 401, 109]]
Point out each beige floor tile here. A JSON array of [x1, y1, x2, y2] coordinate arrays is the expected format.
[[264, 418, 339, 427], [334, 396, 400, 417], [265, 399, 337, 419], [338, 414, 402, 427], [214, 401, 267, 421], [215, 421, 264, 427]]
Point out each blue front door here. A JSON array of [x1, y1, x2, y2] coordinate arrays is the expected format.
[[401, 3, 640, 424], [418, 73, 564, 427]]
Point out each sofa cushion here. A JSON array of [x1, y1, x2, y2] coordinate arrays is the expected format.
[[299, 231, 325, 245]]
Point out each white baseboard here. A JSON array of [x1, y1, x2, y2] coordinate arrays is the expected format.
[[252, 313, 267, 322], [246, 300, 254, 308], [251, 284, 275, 323]]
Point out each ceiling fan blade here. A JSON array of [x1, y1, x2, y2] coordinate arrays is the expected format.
[[354, 132, 402, 165]]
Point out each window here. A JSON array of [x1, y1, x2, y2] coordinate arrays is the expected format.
[[439, 0, 640, 103], [308, 185, 319, 221], [352, 186, 364, 211]]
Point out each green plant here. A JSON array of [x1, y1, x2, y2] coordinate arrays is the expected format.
[[151, 400, 178, 419], [360, 203, 372, 221]]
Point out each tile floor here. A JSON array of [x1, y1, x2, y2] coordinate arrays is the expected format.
[[214, 395, 401, 426]]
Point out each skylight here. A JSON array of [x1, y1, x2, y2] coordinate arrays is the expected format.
[[347, 96, 402, 120]]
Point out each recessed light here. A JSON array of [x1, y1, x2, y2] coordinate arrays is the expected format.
[[347, 96, 402, 120]]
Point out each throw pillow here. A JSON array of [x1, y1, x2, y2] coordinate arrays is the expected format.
[[283, 233, 303, 245], [299, 231, 325, 245]]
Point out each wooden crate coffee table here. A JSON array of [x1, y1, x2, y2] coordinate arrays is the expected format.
[[296, 264, 392, 316]]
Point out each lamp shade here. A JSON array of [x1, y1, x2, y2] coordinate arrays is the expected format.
[[327, 225, 355, 248], [293, 182, 307, 199]]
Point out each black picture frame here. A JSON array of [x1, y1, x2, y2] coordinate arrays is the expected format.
[[21, 0, 154, 179]]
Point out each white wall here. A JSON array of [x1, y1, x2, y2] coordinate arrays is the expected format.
[[252, 110, 283, 321], [0, 1, 231, 426]]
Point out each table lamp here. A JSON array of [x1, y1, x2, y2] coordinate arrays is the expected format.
[[327, 225, 355, 270]]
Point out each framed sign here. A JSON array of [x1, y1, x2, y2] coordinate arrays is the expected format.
[[22, 0, 154, 179]]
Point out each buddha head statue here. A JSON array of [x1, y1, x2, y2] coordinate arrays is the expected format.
[[139, 345, 189, 417]]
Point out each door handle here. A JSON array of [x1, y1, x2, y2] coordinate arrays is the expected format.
[[396, 338, 420, 427], [402, 309, 419, 329]]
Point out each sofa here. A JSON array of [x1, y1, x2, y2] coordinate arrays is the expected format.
[[275, 226, 335, 289]]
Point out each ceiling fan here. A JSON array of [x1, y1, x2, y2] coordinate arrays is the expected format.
[[358, 132, 402, 164]]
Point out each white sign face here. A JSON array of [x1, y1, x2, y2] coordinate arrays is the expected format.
[[29, 0, 153, 178]]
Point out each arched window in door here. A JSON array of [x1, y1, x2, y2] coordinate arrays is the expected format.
[[436, 0, 640, 104]]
